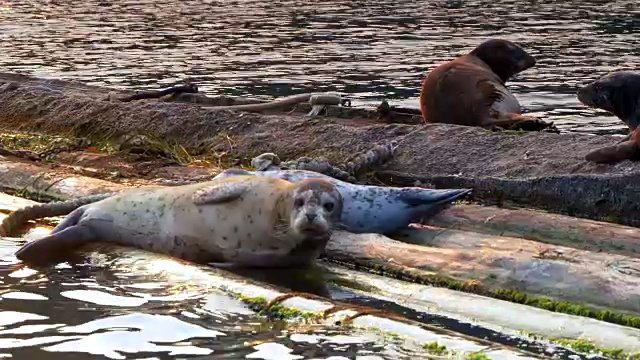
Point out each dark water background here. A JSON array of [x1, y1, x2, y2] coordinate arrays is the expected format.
[[0, 0, 638, 133]]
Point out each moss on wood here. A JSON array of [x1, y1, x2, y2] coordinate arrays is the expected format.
[[326, 258, 640, 330]]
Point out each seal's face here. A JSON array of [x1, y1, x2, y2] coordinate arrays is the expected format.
[[470, 39, 536, 83], [288, 179, 343, 241], [577, 71, 640, 128]]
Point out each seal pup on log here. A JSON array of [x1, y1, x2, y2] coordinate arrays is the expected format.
[[577, 71, 640, 163], [213, 168, 472, 235], [419, 39, 550, 130], [12, 175, 344, 268]]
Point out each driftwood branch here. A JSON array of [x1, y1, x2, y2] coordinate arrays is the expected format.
[[112, 83, 200, 102]]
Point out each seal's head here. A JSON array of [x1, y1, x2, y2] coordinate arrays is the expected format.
[[270, 178, 343, 262], [469, 39, 536, 83], [577, 71, 640, 129], [286, 179, 343, 238]]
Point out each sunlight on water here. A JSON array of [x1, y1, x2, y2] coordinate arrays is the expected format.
[[0, 0, 637, 133], [0, 244, 428, 359]]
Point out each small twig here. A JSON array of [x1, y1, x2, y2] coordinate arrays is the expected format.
[[115, 83, 199, 102]]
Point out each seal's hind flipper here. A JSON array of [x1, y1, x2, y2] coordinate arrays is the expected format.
[[192, 178, 254, 205], [0, 192, 115, 237], [14, 225, 96, 266], [400, 188, 473, 221], [399, 188, 472, 207]]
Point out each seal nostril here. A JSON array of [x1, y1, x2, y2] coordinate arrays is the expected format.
[[306, 214, 317, 222]]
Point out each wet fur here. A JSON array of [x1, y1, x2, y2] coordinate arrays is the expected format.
[[578, 71, 640, 163], [14, 176, 343, 268], [577, 71, 640, 130], [419, 38, 537, 127]]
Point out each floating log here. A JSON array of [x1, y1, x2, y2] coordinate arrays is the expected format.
[[326, 264, 640, 354], [0, 72, 639, 226], [327, 229, 640, 319], [4, 154, 640, 257], [2, 156, 640, 332], [426, 204, 640, 257], [0, 196, 638, 356], [0, 156, 128, 201]]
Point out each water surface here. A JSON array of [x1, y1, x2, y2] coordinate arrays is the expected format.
[[0, 1, 637, 133], [0, 240, 431, 360]]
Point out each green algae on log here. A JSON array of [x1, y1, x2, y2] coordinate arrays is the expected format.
[[326, 264, 640, 356], [3, 72, 640, 225], [324, 230, 640, 328]]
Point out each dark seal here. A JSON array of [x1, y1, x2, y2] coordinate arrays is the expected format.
[[419, 39, 549, 130], [578, 71, 640, 164]]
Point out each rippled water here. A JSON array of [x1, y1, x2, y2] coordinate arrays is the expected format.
[[0, 240, 429, 359], [0, 0, 637, 133]]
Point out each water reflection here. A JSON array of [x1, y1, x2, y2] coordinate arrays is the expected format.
[[0, 0, 637, 133], [0, 209, 434, 360]]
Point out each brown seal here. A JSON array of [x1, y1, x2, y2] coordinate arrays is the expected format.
[[13, 175, 344, 268], [419, 39, 550, 130], [577, 71, 640, 164]]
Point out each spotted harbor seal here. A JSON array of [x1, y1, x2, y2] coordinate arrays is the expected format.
[[577, 71, 640, 163], [12, 175, 344, 268], [213, 168, 472, 234], [419, 39, 548, 130]]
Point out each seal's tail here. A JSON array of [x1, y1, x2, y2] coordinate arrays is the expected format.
[[400, 188, 472, 207], [0, 192, 118, 237], [399, 188, 472, 221], [14, 222, 95, 266]]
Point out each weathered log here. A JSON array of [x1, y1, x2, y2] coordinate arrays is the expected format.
[[2, 157, 640, 330], [427, 204, 640, 257], [6, 153, 640, 259], [0, 157, 129, 201], [0, 73, 639, 226], [0, 235, 560, 359], [325, 230, 640, 324], [374, 170, 640, 227]]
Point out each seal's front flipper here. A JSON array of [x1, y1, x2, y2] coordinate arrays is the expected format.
[[586, 127, 640, 164], [192, 178, 254, 205], [14, 225, 96, 266], [585, 140, 640, 164], [487, 113, 555, 132]]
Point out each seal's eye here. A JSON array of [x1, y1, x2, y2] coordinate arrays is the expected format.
[[294, 198, 304, 208], [323, 202, 334, 212]]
